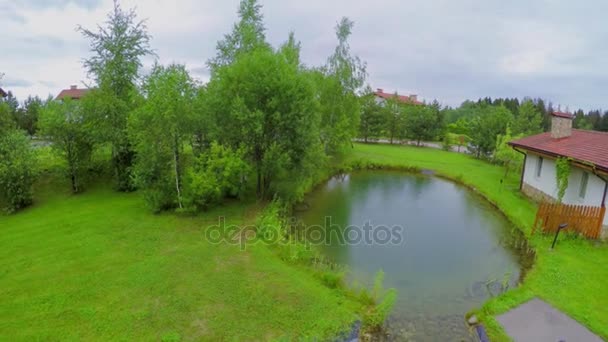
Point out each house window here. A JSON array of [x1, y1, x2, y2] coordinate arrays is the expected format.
[[579, 172, 589, 199], [535, 157, 543, 178]]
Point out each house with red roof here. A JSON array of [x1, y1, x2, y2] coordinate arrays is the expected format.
[[374, 88, 422, 105], [509, 112, 608, 235], [55, 85, 90, 101]]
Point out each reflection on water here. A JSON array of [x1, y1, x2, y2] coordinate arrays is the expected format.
[[296, 171, 534, 341]]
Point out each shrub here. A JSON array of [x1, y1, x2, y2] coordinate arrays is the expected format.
[[361, 270, 398, 332], [441, 132, 453, 151], [183, 142, 250, 212], [255, 199, 286, 242], [0, 130, 39, 212]]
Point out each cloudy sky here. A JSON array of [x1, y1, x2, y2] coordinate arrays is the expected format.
[[2, 0, 607, 110]]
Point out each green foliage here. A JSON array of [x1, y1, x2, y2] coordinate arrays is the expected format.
[[208, 0, 270, 72], [190, 86, 215, 157], [494, 126, 524, 178], [255, 199, 287, 242], [279, 31, 302, 66], [358, 88, 384, 142], [441, 131, 453, 151], [555, 157, 571, 203], [39, 98, 94, 193], [183, 142, 250, 211], [130, 64, 195, 212], [207, 47, 324, 200], [79, 0, 153, 191], [468, 105, 513, 158], [362, 270, 397, 331], [317, 17, 366, 153], [513, 99, 543, 136], [382, 96, 405, 144], [0, 129, 38, 212], [404, 104, 443, 145], [0, 101, 16, 132], [14, 95, 44, 135], [573, 110, 594, 130]]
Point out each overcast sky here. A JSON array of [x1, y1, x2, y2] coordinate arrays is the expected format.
[[2, 0, 608, 110]]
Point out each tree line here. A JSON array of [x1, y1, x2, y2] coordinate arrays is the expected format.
[[3, 0, 608, 213], [0, 0, 365, 213], [357, 94, 545, 158]]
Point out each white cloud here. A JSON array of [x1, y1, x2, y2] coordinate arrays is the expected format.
[[2, 0, 608, 110]]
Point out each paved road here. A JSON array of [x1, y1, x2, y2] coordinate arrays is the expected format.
[[354, 138, 470, 154], [496, 298, 603, 342]]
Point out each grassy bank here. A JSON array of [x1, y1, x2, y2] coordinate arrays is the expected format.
[[0, 172, 361, 340], [348, 142, 608, 341]]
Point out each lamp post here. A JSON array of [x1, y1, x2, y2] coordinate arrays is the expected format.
[[551, 223, 568, 249]]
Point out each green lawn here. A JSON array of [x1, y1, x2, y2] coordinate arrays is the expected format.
[[3, 143, 606, 341], [0, 179, 360, 340], [348, 143, 608, 341]]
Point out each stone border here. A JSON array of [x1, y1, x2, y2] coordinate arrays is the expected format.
[[467, 315, 490, 342]]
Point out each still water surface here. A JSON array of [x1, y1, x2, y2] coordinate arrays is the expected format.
[[296, 171, 533, 341]]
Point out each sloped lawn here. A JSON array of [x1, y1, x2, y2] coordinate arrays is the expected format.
[[0, 183, 360, 341]]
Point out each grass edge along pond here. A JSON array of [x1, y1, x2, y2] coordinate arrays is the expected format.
[[0, 176, 366, 341], [347, 142, 608, 341]]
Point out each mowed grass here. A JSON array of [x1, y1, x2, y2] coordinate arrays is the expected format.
[[0, 180, 360, 340], [348, 143, 608, 341]]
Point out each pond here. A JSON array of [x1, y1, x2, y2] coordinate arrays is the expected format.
[[295, 170, 534, 341]]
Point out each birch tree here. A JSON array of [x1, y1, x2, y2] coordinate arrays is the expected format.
[[130, 64, 195, 212]]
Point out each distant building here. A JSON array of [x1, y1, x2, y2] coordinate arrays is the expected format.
[[373, 88, 422, 105], [0, 87, 7, 98], [55, 85, 90, 101]]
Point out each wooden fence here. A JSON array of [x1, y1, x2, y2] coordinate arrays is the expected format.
[[533, 202, 606, 239]]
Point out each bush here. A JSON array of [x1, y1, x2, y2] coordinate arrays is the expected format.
[[0, 130, 39, 212], [441, 132, 453, 151], [255, 199, 286, 241], [183, 142, 249, 212], [132, 149, 176, 213], [361, 270, 397, 332]]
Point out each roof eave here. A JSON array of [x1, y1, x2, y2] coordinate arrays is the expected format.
[[509, 142, 608, 174]]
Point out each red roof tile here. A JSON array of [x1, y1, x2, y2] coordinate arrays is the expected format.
[[374, 90, 423, 105], [552, 111, 573, 119], [55, 86, 90, 100], [509, 129, 608, 172]]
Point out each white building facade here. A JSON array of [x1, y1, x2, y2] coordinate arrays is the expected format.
[[510, 112, 608, 233]]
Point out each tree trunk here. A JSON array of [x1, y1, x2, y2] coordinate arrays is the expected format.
[[256, 169, 262, 199], [173, 136, 183, 209]]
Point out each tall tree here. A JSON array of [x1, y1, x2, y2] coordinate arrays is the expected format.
[[207, 0, 269, 72], [78, 0, 153, 191], [599, 112, 608, 132], [468, 105, 513, 158], [404, 104, 442, 146], [130, 64, 195, 211], [16, 96, 43, 136], [383, 96, 404, 144], [317, 17, 366, 153], [39, 99, 93, 193], [359, 88, 384, 143], [0, 101, 16, 131], [207, 48, 323, 200], [279, 31, 302, 66], [513, 99, 542, 136], [190, 86, 215, 158]]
